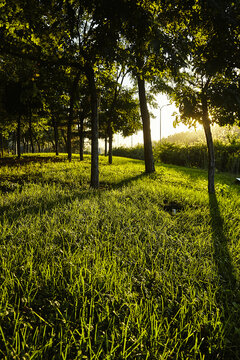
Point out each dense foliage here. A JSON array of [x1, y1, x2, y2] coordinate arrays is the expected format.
[[113, 140, 240, 174], [154, 142, 240, 174], [1, 0, 240, 190], [113, 144, 145, 160]]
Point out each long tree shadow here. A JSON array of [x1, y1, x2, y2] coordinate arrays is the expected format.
[[0, 172, 148, 225], [106, 171, 148, 190], [209, 194, 240, 359], [0, 155, 67, 167]]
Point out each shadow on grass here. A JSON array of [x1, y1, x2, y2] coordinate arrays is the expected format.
[[209, 194, 240, 359], [165, 164, 209, 185], [101, 171, 147, 190], [0, 171, 148, 225], [0, 155, 68, 167], [164, 163, 239, 190]]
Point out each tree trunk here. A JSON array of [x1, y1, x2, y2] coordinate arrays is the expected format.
[[137, 76, 155, 173], [67, 98, 73, 161], [12, 132, 16, 154], [85, 64, 99, 188], [0, 132, 3, 157], [105, 131, 108, 156], [108, 123, 113, 164], [67, 72, 80, 162], [52, 117, 59, 156], [17, 114, 21, 159], [202, 94, 215, 194], [29, 112, 34, 153], [36, 139, 41, 153], [78, 114, 84, 161], [61, 129, 67, 151]]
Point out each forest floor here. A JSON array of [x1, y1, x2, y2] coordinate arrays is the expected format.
[[0, 154, 240, 359]]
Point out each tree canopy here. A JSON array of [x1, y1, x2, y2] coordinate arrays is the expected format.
[[1, 0, 240, 191]]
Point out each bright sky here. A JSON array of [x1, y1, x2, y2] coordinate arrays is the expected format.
[[114, 93, 190, 147]]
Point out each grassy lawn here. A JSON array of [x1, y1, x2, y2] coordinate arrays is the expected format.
[[0, 154, 240, 359]]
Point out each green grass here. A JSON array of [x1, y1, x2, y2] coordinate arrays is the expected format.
[[0, 154, 240, 359]]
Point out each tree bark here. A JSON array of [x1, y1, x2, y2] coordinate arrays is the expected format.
[[0, 132, 3, 157], [17, 114, 21, 159], [78, 114, 84, 161], [108, 123, 113, 164], [52, 117, 59, 156], [12, 132, 16, 154], [67, 97, 73, 161], [202, 93, 215, 194], [137, 76, 155, 173], [67, 71, 80, 161], [85, 63, 99, 188]]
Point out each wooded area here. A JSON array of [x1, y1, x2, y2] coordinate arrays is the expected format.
[[0, 0, 240, 192]]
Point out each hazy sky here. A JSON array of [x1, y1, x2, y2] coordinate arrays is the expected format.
[[114, 93, 190, 147]]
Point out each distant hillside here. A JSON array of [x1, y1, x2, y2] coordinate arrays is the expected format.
[[160, 125, 240, 145]]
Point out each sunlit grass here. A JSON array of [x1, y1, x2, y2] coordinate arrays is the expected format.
[[0, 154, 240, 359]]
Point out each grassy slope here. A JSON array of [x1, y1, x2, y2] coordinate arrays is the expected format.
[[0, 154, 240, 360]]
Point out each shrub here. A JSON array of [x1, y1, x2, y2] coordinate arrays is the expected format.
[[113, 141, 240, 174], [154, 141, 240, 174], [113, 145, 144, 160]]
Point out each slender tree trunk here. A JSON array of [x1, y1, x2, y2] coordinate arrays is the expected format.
[[49, 138, 55, 150], [202, 94, 215, 194], [78, 115, 84, 161], [12, 132, 15, 154], [105, 131, 108, 156], [29, 112, 34, 153], [52, 117, 59, 156], [67, 97, 73, 161], [67, 72, 80, 162], [0, 132, 3, 157], [108, 123, 113, 164], [85, 63, 99, 188], [137, 76, 155, 173], [61, 129, 67, 151], [36, 139, 41, 153], [17, 114, 21, 159]]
